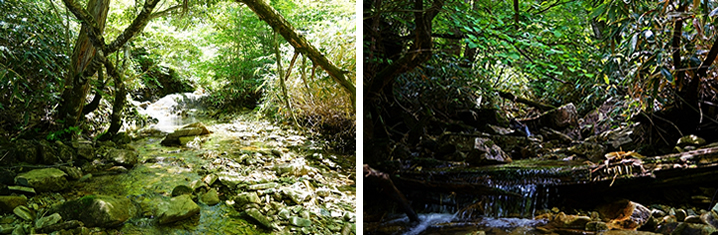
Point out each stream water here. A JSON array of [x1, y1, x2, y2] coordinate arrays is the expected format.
[[68, 92, 356, 234]]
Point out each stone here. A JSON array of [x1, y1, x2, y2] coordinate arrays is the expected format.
[[597, 200, 651, 230], [160, 122, 211, 146], [540, 103, 578, 129], [203, 174, 218, 186], [57, 195, 135, 227], [248, 183, 279, 191], [59, 166, 83, 180], [540, 128, 573, 144], [585, 221, 608, 231], [200, 188, 220, 206], [37, 220, 83, 233], [549, 212, 591, 229], [37, 140, 58, 164], [13, 205, 34, 221], [686, 215, 703, 223], [54, 141, 76, 163], [273, 162, 316, 177], [290, 216, 312, 227], [466, 137, 512, 165], [568, 141, 606, 163], [678, 135, 706, 147], [245, 208, 277, 230], [7, 186, 35, 196], [0, 195, 27, 214], [35, 213, 61, 230], [0, 224, 13, 234], [283, 188, 309, 205], [106, 148, 138, 167], [14, 168, 68, 192], [676, 209, 688, 222], [278, 208, 291, 220], [667, 222, 717, 235], [72, 140, 95, 160], [189, 180, 204, 191], [171, 185, 193, 197], [157, 195, 200, 224], [234, 192, 260, 207]]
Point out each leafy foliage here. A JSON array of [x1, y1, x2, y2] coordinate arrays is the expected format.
[[0, 0, 74, 137]]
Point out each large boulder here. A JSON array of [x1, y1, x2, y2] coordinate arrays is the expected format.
[[14, 168, 68, 192], [71, 140, 95, 160], [160, 122, 211, 146], [57, 195, 135, 228], [156, 194, 200, 224], [539, 103, 579, 130], [37, 140, 58, 164]]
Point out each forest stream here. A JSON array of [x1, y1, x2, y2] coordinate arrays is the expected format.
[[0, 92, 356, 235]]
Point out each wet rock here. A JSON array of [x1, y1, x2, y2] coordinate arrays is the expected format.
[[273, 162, 316, 177], [539, 103, 578, 130], [678, 135, 706, 147], [245, 208, 277, 230], [282, 188, 309, 205], [59, 166, 83, 180], [549, 212, 591, 229], [466, 137, 512, 165], [58, 195, 134, 227], [0, 195, 27, 214], [7, 186, 35, 196], [234, 192, 260, 207], [171, 185, 193, 197], [106, 148, 138, 167], [586, 221, 608, 231], [13, 205, 34, 221], [665, 222, 717, 235], [72, 140, 94, 160], [160, 122, 211, 146], [202, 174, 218, 186], [598, 200, 651, 230], [157, 195, 200, 225], [35, 213, 61, 230], [290, 216, 312, 227], [686, 215, 703, 223], [676, 209, 688, 222], [568, 141, 606, 163], [14, 168, 68, 192], [200, 188, 220, 206]]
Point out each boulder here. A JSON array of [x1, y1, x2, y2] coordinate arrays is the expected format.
[[106, 148, 139, 167], [200, 188, 220, 206], [14, 168, 68, 192], [71, 140, 95, 160], [37, 140, 59, 164], [246, 208, 277, 230], [598, 200, 651, 230], [160, 122, 211, 146], [0, 195, 27, 214], [466, 137, 512, 165], [156, 194, 200, 224], [12, 139, 37, 164], [54, 141, 76, 163], [57, 195, 135, 227], [234, 192, 261, 207], [540, 103, 579, 130]]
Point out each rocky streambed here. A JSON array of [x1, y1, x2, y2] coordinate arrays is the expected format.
[[0, 114, 356, 234]]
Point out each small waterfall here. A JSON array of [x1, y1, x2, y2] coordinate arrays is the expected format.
[[127, 91, 207, 133]]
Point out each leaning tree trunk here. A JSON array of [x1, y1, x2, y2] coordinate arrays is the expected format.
[[58, 0, 110, 128], [238, 0, 356, 110]]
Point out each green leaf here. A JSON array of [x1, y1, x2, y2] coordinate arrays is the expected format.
[[591, 4, 608, 19], [603, 74, 610, 84], [660, 67, 673, 82]]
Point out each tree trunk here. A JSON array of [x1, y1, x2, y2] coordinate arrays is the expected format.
[[238, 0, 356, 110], [58, 0, 110, 128]]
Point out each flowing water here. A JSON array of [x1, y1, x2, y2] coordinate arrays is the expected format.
[[72, 92, 356, 234]]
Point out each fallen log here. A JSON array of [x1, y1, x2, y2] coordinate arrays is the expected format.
[[364, 164, 419, 222]]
